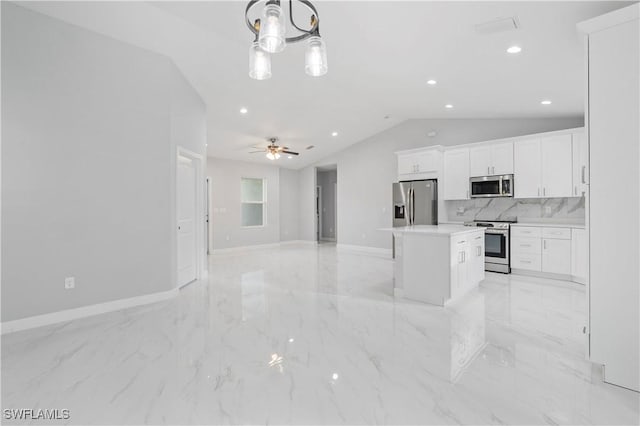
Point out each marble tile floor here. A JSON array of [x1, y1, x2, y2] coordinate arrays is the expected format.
[[2, 243, 639, 425]]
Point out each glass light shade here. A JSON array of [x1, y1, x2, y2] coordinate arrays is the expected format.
[[274, 153, 281, 159], [266, 152, 275, 160], [305, 36, 328, 77], [258, 3, 286, 53], [249, 42, 272, 80]]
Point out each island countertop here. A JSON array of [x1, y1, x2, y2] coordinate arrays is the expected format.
[[379, 224, 486, 237]]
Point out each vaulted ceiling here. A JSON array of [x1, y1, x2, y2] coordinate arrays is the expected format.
[[18, 1, 632, 168]]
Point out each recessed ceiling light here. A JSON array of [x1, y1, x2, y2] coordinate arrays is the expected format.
[[541, 100, 552, 105], [239, 107, 248, 114], [427, 79, 437, 85], [331, 131, 338, 137], [507, 46, 522, 54], [445, 104, 453, 109], [332, 373, 339, 380]]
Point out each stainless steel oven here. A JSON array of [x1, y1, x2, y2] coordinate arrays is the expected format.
[[470, 175, 513, 198], [464, 220, 514, 273]]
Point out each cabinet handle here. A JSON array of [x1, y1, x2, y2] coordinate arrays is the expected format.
[[543, 240, 547, 250], [543, 187, 546, 196], [537, 188, 540, 196], [581, 166, 586, 184]]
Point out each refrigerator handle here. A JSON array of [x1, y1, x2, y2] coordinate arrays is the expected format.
[[411, 188, 416, 225], [407, 188, 412, 225]]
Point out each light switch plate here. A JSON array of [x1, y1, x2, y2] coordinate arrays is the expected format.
[[64, 277, 75, 289]]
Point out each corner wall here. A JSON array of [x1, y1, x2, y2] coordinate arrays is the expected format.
[[1, 3, 206, 322]]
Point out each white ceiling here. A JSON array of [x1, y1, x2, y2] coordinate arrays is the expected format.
[[18, 1, 632, 169]]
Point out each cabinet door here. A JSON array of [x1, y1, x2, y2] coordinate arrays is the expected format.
[[471, 233, 485, 284], [469, 146, 491, 177], [398, 155, 414, 175], [443, 148, 470, 200], [416, 151, 438, 173], [572, 133, 588, 197], [571, 228, 588, 283], [542, 238, 571, 274], [491, 142, 514, 175], [514, 139, 542, 198], [541, 134, 573, 198]]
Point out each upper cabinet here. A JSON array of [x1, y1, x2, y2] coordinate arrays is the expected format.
[[572, 132, 588, 197], [469, 141, 513, 177], [396, 146, 443, 180], [443, 148, 470, 200], [514, 134, 573, 198]]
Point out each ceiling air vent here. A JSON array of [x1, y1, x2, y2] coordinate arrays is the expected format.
[[475, 16, 520, 34]]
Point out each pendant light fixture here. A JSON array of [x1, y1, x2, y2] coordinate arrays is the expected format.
[[246, 0, 327, 80]]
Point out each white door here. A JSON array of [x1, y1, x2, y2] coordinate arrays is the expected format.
[[541, 134, 573, 198], [491, 142, 514, 175], [514, 139, 542, 198], [443, 148, 470, 200], [469, 145, 491, 177], [542, 238, 571, 275], [177, 156, 197, 287]]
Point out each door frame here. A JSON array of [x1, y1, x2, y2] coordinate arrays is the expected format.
[[316, 185, 322, 242], [176, 146, 206, 288]]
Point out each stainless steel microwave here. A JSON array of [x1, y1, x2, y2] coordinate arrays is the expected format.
[[470, 175, 514, 198]]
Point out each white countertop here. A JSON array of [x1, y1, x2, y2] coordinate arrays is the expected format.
[[380, 224, 485, 237], [512, 222, 585, 229]]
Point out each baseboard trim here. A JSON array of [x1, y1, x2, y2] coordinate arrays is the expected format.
[[511, 269, 584, 286], [336, 244, 392, 258], [211, 240, 318, 253], [1, 288, 179, 335]]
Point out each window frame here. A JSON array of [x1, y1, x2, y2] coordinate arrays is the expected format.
[[240, 177, 266, 228]]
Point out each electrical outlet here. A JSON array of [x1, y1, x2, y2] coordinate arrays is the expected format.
[[544, 206, 552, 214], [64, 277, 75, 290]]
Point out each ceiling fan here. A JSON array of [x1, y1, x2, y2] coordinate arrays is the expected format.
[[250, 137, 299, 160]]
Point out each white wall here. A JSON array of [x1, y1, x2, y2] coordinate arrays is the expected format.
[[279, 168, 300, 241], [299, 117, 584, 249], [1, 3, 206, 322], [207, 158, 280, 250]]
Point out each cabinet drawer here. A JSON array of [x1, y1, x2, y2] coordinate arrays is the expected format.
[[511, 237, 541, 255], [542, 227, 571, 240], [511, 253, 542, 271], [511, 226, 542, 238]]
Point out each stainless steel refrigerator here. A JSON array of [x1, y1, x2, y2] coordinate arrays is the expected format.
[[392, 179, 438, 257], [393, 179, 438, 227]]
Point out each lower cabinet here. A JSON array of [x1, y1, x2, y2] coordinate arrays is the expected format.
[[511, 225, 578, 280], [450, 233, 485, 298], [571, 228, 588, 284]]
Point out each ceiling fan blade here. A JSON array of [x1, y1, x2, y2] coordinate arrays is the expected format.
[[281, 150, 299, 155], [249, 150, 265, 154]]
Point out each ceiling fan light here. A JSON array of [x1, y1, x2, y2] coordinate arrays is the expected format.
[[305, 36, 328, 77], [258, 3, 286, 53], [266, 152, 275, 160], [274, 152, 281, 159], [249, 41, 272, 80]]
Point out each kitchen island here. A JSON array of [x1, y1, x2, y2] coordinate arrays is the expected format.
[[382, 225, 485, 306]]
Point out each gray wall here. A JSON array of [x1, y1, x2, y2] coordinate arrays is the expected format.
[[1, 3, 206, 322], [207, 157, 280, 249], [279, 168, 300, 241], [300, 117, 584, 249], [317, 170, 337, 240]]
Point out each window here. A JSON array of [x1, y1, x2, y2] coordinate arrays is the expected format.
[[241, 177, 265, 227]]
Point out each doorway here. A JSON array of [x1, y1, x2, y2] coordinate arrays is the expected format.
[[176, 147, 205, 288], [315, 166, 337, 243]]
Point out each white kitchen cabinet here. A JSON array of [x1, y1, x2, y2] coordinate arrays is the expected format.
[[443, 148, 470, 200], [571, 228, 588, 284], [514, 139, 542, 198], [396, 147, 442, 178], [542, 237, 571, 275], [450, 235, 470, 299], [514, 136, 573, 198], [469, 142, 513, 177], [541, 135, 573, 198], [511, 225, 573, 276], [571, 132, 588, 197]]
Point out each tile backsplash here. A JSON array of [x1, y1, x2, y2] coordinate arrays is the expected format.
[[445, 197, 585, 222]]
